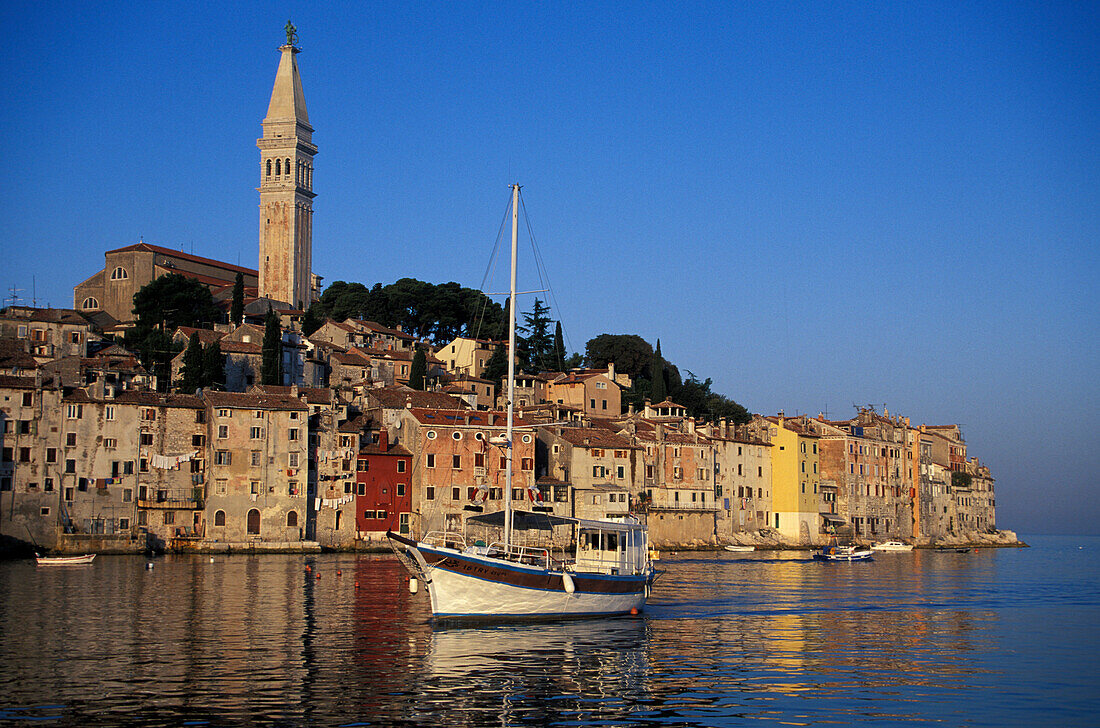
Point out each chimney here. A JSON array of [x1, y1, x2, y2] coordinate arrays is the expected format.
[[607, 361, 616, 383], [627, 402, 634, 416], [720, 418, 728, 438], [778, 410, 785, 427], [644, 399, 653, 418], [405, 395, 413, 409], [378, 428, 389, 452], [686, 417, 695, 434]]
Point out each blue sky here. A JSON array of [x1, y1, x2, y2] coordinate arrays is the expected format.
[[3, 2, 1097, 534]]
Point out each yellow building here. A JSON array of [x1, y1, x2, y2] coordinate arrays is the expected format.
[[753, 414, 821, 543]]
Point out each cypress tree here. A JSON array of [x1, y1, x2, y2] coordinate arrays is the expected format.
[[202, 341, 224, 390], [552, 321, 566, 370], [231, 272, 245, 326], [180, 332, 204, 393], [650, 338, 667, 404], [409, 346, 427, 390], [261, 307, 282, 385]]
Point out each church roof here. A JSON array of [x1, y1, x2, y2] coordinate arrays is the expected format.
[[265, 45, 310, 125]]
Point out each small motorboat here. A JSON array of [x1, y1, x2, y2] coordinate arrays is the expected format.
[[933, 547, 973, 553], [35, 553, 96, 566], [724, 545, 755, 552], [871, 541, 913, 552], [813, 545, 873, 562]]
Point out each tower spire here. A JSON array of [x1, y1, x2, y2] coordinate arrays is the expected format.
[[257, 23, 317, 309]]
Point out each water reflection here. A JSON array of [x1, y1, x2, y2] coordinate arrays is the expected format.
[[0, 541, 1096, 726]]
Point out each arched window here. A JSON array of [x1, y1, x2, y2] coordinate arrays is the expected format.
[[266, 159, 272, 177], [287, 511, 298, 528], [285, 158, 291, 176], [81, 297, 99, 310], [110, 267, 128, 280], [246, 508, 260, 535], [214, 510, 226, 526], [275, 159, 281, 176]]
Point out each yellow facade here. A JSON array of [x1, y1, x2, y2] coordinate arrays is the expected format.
[[767, 418, 821, 542]]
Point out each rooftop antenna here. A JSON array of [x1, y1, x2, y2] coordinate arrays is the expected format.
[[32, 276, 37, 308], [5, 284, 24, 307]]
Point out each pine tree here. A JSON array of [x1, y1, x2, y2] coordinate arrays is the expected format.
[[520, 299, 554, 371], [409, 346, 427, 390], [231, 272, 245, 326], [261, 307, 282, 385], [180, 332, 204, 393]]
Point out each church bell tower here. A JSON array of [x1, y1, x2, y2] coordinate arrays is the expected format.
[[258, 22, 316, 309]]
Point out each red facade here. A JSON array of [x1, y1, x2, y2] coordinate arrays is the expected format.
[[355, 430, 413, 534]]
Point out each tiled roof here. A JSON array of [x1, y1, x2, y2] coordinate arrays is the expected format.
[[251, 385, 334, 404], [360, 442, 413, 457], [0, 375, 36, 389], [407, 407, 527, 428], [367, 386, 468, 411], [347, 319, 414, 340], [107, 242, 258, 276], [219, 341, 262, 355], [203, 390, 308, 410], [0, 307, 94, 325], [174, 326, 224, 345], [556, 428, 636, 450]]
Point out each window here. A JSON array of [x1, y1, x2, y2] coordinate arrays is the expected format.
[[66, 404, 83, 419], [81, 297, 99, 310], [452, 455, 461, 469], [250, 481, 261, 494], [451, 431, 462, 441], [141, 408, 156, 421], [617, 465, 625, 479], [104, 405, 115, 421], [110, 266, 128, 280], [140, 433, 154, 446], [397, 483, 406, 496], [288, 429, 299, 441], [289, 453, 299, 468], [214, 451, 231, 465], [44, 478, 54, 492], [251, 451, 262, 467], [65, 459, 76, 474], [290, 411, 300, 420], [215, 510, 226, 526], [451, 487, 460, 501], [287, 511, 298, 528], [521, 458, 533, 471], [251, 426, 263, 439], [426, 486, 435, 501], [163, 511, 175, 525], [397, 460, 406, 473], [513, 488, 525, 501], [217, 409, 230, 418], [215, 479, 227, 495], [192, 434, 205, 448]]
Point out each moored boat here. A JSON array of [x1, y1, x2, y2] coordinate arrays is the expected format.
[[724, 545, 755, 552], [388, 185, 657, 620], [871, 541, 913, 552], [813, 545, 873, 562], [35, 553, 96, 566]]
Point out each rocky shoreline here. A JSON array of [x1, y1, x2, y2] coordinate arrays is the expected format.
[[653, 529, 1026, 552]]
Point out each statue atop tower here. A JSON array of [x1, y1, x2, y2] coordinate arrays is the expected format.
[[257, 22, 316, 309]]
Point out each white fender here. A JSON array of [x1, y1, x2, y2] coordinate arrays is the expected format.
[[409, 577, 419, 594], [562, 571, 575, 594]]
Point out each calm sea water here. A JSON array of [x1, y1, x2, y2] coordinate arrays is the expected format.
[[1, 535, 1097, 727]]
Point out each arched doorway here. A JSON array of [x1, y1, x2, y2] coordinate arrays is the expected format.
[[247, 509, 261, 535]]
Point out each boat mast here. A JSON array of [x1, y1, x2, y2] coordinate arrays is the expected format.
[[504, 183, 519, 546]]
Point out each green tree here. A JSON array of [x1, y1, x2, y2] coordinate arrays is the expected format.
[[650, 339, 667, 404], [552, 321, 566, 371], [230, 272, 245, 326], [409, 346, 427, 390], [201, 341, 225, 391], [520, 299, 554, 371], [584, 334, 654, 377], [132, 273, 221, 332], [482, 341, 509, 394], [301, 302, 325, 337], [261, 307, 282, 385], [180, 332, 205, 393]]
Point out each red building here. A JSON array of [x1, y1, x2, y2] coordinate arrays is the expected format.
[[356, 429, 413, 536]]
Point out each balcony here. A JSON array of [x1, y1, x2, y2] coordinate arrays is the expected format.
[[647, 500, 718, 512]]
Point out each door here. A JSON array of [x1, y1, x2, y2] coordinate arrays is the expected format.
[[247, 508, 261, 535]]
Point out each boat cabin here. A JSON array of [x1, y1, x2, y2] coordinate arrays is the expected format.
[[575, 519, 649, 576]]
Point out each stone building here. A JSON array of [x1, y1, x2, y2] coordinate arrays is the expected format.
[[394, 408, 536, 537], [257, 31, 318, 308], [707, 422, 773, 538], [537, 426, 636, 522], [749, 414, 820, 543], [0, 307, 102, 362], [545, 369, 621, 417], [202, 390, 310, 546]]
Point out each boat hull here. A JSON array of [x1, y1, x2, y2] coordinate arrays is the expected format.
[[871, 542, 913, 552], [390, 534, 652, 619], [36, 554, 95, 565], [812, 550, 873, 562]]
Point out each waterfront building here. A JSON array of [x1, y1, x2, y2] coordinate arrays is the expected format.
[[0, 307, 102, 363], [751, 414, 820, 543], [202, 390, 310, 545], [355, 427, 413, 542], [393, 407, 536, 536], [537, 426, 636, 522], [706, 421, 773, 538]]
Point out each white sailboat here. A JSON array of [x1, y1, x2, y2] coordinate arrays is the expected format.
[[388, 185, 657, 620]]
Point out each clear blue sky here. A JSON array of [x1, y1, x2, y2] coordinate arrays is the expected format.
[[3, 2, 1097, 534]]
